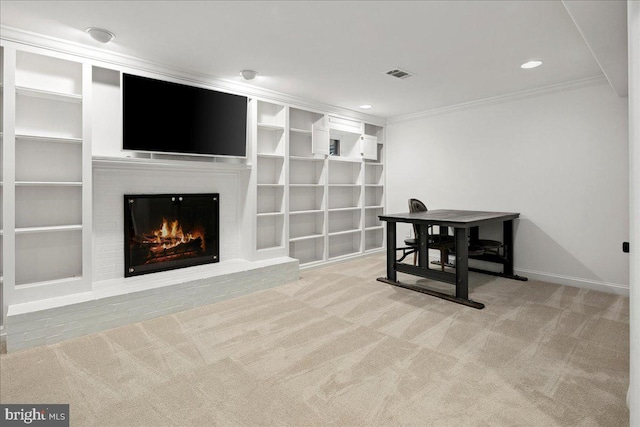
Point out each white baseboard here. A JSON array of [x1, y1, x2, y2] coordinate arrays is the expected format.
[[300, 249, 385, 271], [513, 268, 629, 296], [422, 254, 629, 297]]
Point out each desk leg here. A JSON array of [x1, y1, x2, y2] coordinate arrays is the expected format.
[[470, 226, 479, 243], [503, 220, 514, 276], [418, 224, 428, 268], [386, 222, 397, 281], [455, 227, 469, 300]]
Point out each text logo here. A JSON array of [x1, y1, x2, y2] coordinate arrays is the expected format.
[[1, 405, 69, 426]]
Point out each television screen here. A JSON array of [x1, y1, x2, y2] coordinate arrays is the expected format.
[[123, 74, 248, 157]]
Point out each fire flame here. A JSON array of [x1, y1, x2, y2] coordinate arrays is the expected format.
[[152, 218, 204, 250]]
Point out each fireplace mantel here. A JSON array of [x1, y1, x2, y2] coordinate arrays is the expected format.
[[93, 155, 251, 173]]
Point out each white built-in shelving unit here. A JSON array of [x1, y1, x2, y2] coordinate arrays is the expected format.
[[363, 124, 385, 251], [0, 41, 384, 330], [288, 107, 327, 264], [327, 158, 363, 259], [1, 44, 92, 313], [255, 100, 287, 253], [254, 102, 385, 267]]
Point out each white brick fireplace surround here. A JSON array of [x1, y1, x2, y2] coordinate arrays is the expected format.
[[5, 158, 299, 352], [92, 158, 243, 281]]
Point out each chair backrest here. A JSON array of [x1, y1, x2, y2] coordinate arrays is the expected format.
[[408, 198, 427, 213], [408, 198, 427, 238]]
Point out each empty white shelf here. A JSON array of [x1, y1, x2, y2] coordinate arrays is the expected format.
[[15, 134, 83, 144], [289, 156, 324, 162], [15, 181, 83, 187], [257, 123, 285, 131], [257, 153, 285, 158], [328, 207, 361, 212], [290, 234, 324, 242], [257, 212, 285, 217], [15, 224, 83, 234], [328, 229, 361, 237], [290, 127, 312, 135], [328, 156, 361, 163], [16, 86, 82, 103], [289, 209, 324, 215]]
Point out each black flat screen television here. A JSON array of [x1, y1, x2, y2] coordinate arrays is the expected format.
[[123, 73, 248, 157]]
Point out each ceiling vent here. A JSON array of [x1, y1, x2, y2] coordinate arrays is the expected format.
[[385, 68, 413, 79]]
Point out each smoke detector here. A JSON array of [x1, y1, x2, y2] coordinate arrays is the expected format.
[[385, 68, 414, 79]]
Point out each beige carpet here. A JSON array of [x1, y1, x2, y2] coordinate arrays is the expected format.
[[0, 254, 629, 426]]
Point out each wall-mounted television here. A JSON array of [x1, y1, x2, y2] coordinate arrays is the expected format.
[[123, 73, 248, 158]]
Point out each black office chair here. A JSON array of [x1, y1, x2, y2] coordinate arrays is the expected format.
[[399, 199, 454, 271]]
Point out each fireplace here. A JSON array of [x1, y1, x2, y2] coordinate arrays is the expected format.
[[124, 194, 219, 277]]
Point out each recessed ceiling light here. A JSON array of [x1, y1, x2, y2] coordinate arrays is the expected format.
[[521, 60, 542, 69], [84, 27, 115, 44], [359, 104, 372, 110], [239, 70, 258, 80]]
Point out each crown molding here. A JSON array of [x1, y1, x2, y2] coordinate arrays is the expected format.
[[0, 25, 385, 126], [387, 74, 608, 124]]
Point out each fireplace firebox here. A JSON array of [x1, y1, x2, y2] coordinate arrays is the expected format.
[[124, 194, 219, 277]]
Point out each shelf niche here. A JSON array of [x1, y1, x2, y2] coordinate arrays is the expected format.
[[329, 161, 361, 185], [257, 185, 284, 215], [290, 158, 324, 185], [365, 207, 384, 228], [328, 186, 361, 210], [329, 209, 361, 234], [290, 186, 324, 212], [257, 156, 284, 185], [290, 238, 324, 265], [16, 51, 82, 96], [257, 101, 285, 128], [290, 211, 324, 240], [365, 163, 383, 185], [365, 186, 384, 207], [257, 214, 285, 251], [15, 229, 82, 286], [15, 137, 82, 182], [365, 228, 384, 251], [15, 186, 82, 229], [329, 232, 362, 259]]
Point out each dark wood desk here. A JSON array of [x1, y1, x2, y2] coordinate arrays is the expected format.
[[377, 210, 527, 309]]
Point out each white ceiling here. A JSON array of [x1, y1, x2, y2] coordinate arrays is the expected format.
[[0, 1, 628, 119]]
